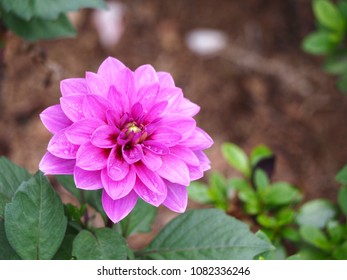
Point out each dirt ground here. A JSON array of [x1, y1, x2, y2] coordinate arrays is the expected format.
[[1, 0, 347, 216]]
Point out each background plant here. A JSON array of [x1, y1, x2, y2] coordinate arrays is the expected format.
[[0, 156, 272, 260], [302, 0, 347, 92], [0, 0, 106, 41]]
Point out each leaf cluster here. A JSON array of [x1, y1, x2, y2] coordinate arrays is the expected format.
[[0, 157, 272, 260], [302, 0, 347, 92], [0, 0, 106, 41]]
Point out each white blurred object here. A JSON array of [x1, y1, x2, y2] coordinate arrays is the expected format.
[[185, 28, 228, 56], [93, 1, 125, 49]]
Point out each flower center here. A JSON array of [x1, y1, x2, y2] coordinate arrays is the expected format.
[[120, 121, 147, 146], [125, 122, 141, 136]]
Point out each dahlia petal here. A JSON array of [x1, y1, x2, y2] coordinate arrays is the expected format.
[[157, 71, 175, 88], [106, 109, 122, 128], [134, 64, 159, 90], [107, 146, 129, 181], [60, 78, 88, 97], [159, 115, 196, 140], [74, 167, 103, 190], [102, 190, 138, 223], [162, 181, 188, 213], [143, 140, 170, 155], [135, 163, 166, 194], [181, 127, 214, 150], [97, 56, 126, 85], [188, 165, 204, 181], [195, 150, 211, 171], [150, 127, 182, 147], [137, 84, 159, 111], [157, 87, 183, 112], [60, 95, 85, 122], [122, 144, 143, 164], [76, 142, 109, 170], [83, 94, 110, 122], [177, 97, 200, 117], [113, 68, 136, 107], [142, 147, 163, 171], [108, 85, 128, 115], [131, 102, 143, 120], [101, 166, 136, 200], [39, 152, 75, 175], [91, 125, 118, 148], [144, 101, 168, 123], [134, 178, 167, 207], [156, 155, 190, 186], [86, 72, 110, 98], [47, 129, 79, 159], [65, 118, 104, 145], [169, 145, 200, 166], [40, 104, 72, 134]]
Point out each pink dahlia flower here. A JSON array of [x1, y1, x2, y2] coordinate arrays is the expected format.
[[39, 57, 213, 223]]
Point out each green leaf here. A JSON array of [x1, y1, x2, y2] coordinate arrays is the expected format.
[[300, 226, 331, 251], [324, 56, 347, 74], [188, 181, 212, 204], [281, 227, 300, 242], [0, 220, 20, 260], [221, 143, 250, 177], [257, 214, 277, 229], [208, 172, 229, 210], [4, 172, 67, 259], [250, 145, 273, 166], [336, 165, 347, 184], [332, 240, 347, 259], [120, 199, 157, 238], [1, 12, 76, 41], [302, 31, 336, 55], [276, 208, 295, 226], [1, 0, 106, 20], [337, 74, 347, 92], [254, 169, 269, 191], [72, 228, 127, 260], [313, 0, 345, 31], [338, 186, 347, 216], [338, 1, 347, 19], [0, 157, 31, 200], [327, 220, 345, 244], [296, 199, 337, 228], [254, 231, 284, 260], [262, 182, 302, 207], [53, 234, 75, 260], [140, 209, 272, 260]]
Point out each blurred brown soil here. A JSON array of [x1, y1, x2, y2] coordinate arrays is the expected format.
[[1, 0, 347, 248]]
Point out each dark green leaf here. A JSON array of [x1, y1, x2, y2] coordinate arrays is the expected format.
[[302, 31, 336, 55], [1, 0, 106, 20], [250, 145, 273, 166], [0, 220, 20, 260], [327, 220, 345, 244], [338, 1, 347, 19], [337, 74, 347, 92], [332, 240, 347, 259], [0, 157, 31, 200], [254, 231, 284, 260], [254, 169, 269, 191], [140, 209, 272, 260], [53, 234, 75, 260], [120, 199, 157, 238], [295, 247, 329, 260], [300, 226, 331, 251], [281, 227, 300, 242], [1, 12, 76, 41], [4, 172, 67, 259], [262, 182, 302, 207], [338, 186, 347, 216], [188, 181, 212, 204], [208, 172, 229, 210], [72, 228, 127, 260], [324, 56, 347, 74], [313, 0, 345, 31], [336, 165, 347, 184], [296, 199, 336, 228], [221, 143, 250, 177]]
